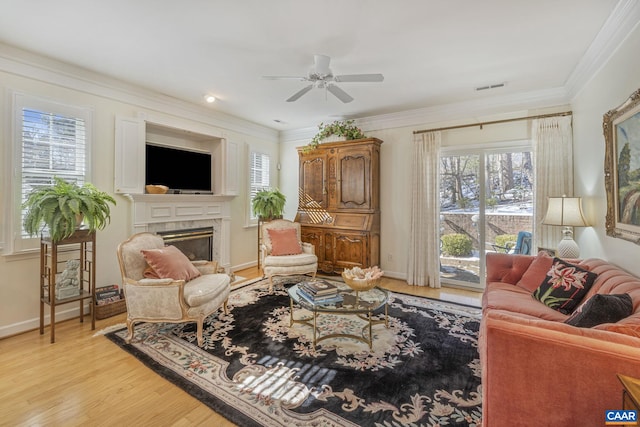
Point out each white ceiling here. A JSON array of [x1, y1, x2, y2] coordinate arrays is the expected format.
[[0, 0, 627, 131]]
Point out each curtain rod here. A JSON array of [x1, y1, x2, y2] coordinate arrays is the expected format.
[[412, 111, 572, 135]]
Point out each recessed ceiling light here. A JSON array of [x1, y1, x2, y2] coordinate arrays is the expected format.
[[205, 95, 216, 103]]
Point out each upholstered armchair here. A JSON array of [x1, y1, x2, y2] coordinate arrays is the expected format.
[[117, 232, 230, 346], [261, 219, 318, 292]]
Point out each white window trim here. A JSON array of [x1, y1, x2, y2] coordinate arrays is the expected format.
[[7, 92, 93, 255], [247, 148, 271, 227]]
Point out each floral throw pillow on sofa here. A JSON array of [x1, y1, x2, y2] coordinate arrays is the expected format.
[[532, 258, 598, 314]]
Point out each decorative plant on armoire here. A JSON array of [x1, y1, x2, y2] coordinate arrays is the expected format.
[[22, 177, 117, 241], [305, 119, 366, 153], [251, 188, 286, 221]]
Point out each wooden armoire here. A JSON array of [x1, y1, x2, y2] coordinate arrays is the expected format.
[[295, 138, 382, 273]]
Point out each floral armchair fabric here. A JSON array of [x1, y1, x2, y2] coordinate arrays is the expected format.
[[117, 232, 230, 346], [261, 219, 318, 292]]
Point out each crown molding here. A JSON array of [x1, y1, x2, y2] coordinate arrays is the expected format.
[[279, 87, 569, 143], [0, 43, 278, 141], [565, 0, 640, 100], [358, 87, 569, 132], [279, 126, 317, 143]]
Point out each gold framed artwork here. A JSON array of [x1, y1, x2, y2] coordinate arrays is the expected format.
[[603, 87, 640, 245]]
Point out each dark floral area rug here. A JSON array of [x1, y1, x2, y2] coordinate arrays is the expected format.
[[106, 276, 482, 427]]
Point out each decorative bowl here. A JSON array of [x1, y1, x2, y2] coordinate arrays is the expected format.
[[145, 184, 169, 194], [341, 272, 381, 292]]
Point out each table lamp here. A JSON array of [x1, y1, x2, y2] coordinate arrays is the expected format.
[[542, 195, 588, 258]]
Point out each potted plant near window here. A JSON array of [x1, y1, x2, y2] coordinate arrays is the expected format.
[[305, 119, 366, 153], [22, 177, 117, 241], [251, 188, 286, 221]]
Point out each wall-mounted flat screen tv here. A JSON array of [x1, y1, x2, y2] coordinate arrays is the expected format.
[[145, 144, 212, 193]]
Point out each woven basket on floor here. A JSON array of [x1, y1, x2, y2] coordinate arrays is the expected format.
[[95, 298, 127, 320]]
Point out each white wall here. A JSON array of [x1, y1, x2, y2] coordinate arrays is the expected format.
[[0, 47, 279, 338], [572, 22, 640, 275]]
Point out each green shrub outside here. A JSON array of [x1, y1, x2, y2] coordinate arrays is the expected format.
[[494, 234, 517, 251], [486, 197, 498, 210], [441, 233, 473, 257]]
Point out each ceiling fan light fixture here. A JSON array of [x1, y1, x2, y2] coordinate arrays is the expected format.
[[313, 54, 332, 75]]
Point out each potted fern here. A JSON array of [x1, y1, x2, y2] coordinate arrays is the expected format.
[[22, 177, 117, 241], [251, 188, 286, 221]]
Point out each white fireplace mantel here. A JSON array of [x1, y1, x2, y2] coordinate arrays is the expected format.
[[125, 193, 234, 270]]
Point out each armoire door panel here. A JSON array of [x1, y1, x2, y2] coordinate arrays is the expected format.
[[337, 148, 371, 209], [333, 233, 367, 269], [299, 155, 327, 209], [300, 227, 324, 263]]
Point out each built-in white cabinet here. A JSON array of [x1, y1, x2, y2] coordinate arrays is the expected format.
[[114, 115, 238, 196], [114, 116, 145, 194], [222, 139, 238, 196]]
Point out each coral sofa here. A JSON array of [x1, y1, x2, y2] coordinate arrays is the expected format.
[[481, 252, 640, 427]]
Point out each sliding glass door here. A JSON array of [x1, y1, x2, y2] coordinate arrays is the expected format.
[[439, 146, 533, 290]]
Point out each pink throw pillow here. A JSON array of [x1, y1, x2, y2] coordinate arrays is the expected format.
[[268, 228, 302, 256], [516, 251, 554, 292], [143, 265, 160, 279], [141, 245, 201, 282]]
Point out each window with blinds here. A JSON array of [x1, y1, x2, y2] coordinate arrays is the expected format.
[[249, 151, 270, 221], [20, 109, 87, 237], [11, 94, 91, 251]]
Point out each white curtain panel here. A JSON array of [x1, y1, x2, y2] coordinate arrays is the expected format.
[[532, 115, 574, 252], [407, 131, 441, 288]]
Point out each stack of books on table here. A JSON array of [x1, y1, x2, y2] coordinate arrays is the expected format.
[[297, 280, 343, 305]]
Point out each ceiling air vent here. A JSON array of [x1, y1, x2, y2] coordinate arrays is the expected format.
[[475, 83, 506, 91]]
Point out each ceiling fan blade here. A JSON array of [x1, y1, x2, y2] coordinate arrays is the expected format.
[[327, 85, 354, 103], [286, 85, 313, 102], [262, 75, 307, 80], [334, 73, 384, 83]]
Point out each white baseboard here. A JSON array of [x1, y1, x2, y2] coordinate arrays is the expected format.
[[231, 260, 258, 272], [383, 270, 406, 281], [0, 303, 92, 339]]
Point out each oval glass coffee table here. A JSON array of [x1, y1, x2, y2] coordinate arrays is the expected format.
[[287, 281, 389, 349]]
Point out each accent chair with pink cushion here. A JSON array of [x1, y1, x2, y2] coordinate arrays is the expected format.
[[481, 251, 640, 427], [261, 219, 318, 292], [117, 232, 230, 346]]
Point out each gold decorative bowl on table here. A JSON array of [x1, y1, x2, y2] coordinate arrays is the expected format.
[[145, 184, 169, 194], [341, 273, 380, 291], [341, 266, 384, 292]]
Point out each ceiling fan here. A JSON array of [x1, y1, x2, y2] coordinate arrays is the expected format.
[[262, 54, 384, 103]]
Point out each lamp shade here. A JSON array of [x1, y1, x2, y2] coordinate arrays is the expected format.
[[542, 196, 588, 227]]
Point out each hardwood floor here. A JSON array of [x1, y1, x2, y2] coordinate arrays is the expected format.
[[0, 267, 481, 426]]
